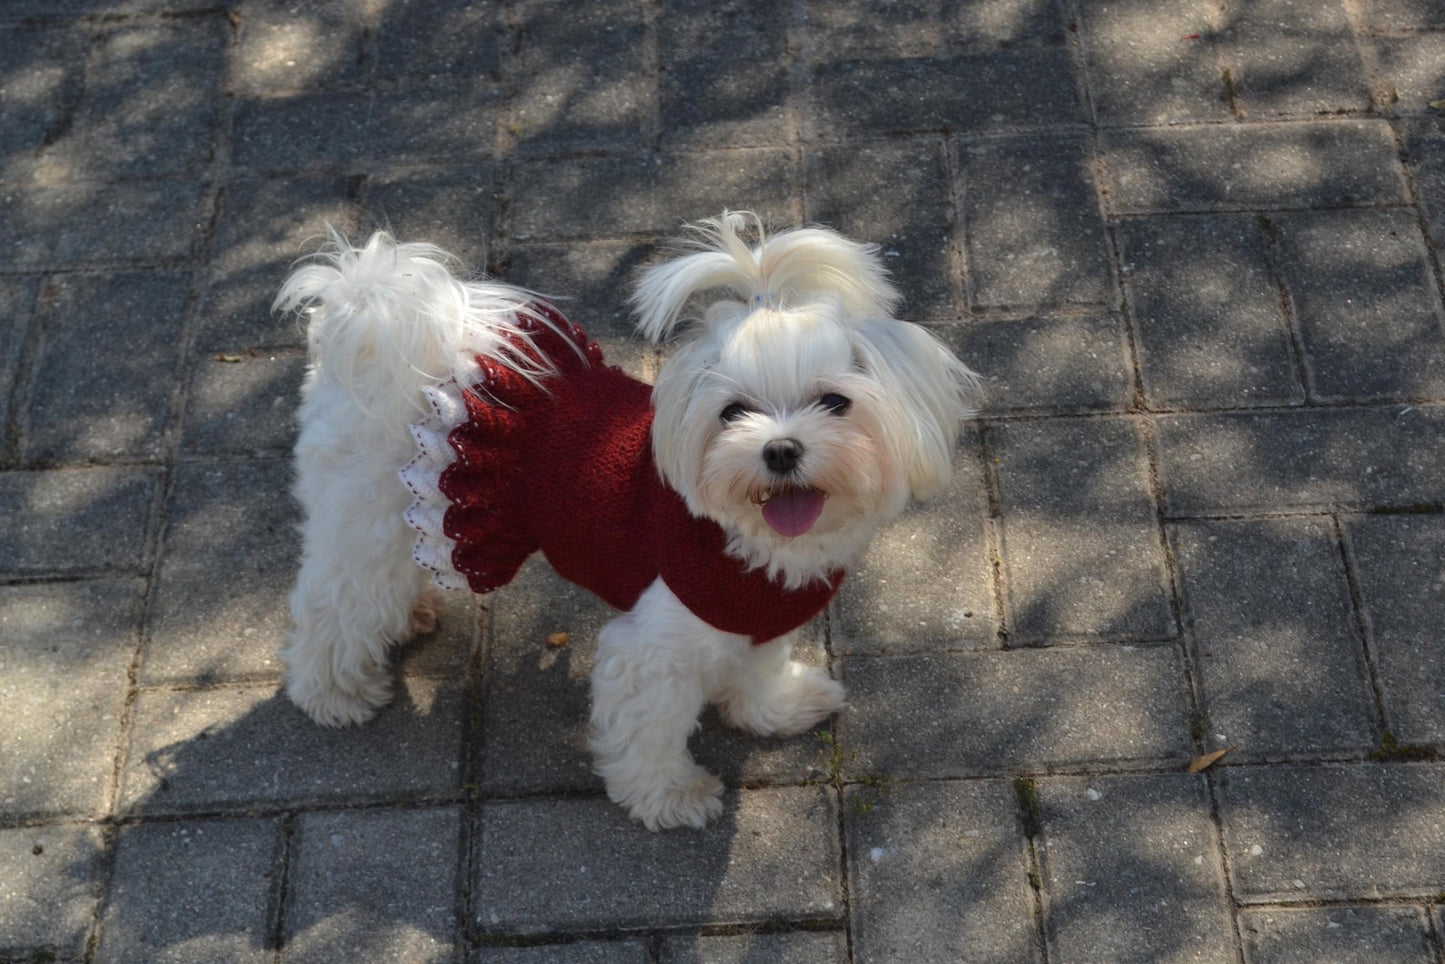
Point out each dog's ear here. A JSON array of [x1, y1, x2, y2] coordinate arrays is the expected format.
[[852, 319, 980, 501], [646, 336, 717, 509]]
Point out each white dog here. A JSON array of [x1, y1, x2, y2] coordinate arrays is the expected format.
[[277, 212, 978, 830]]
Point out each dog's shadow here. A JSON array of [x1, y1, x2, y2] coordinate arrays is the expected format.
[[100, 557, 838, 957]]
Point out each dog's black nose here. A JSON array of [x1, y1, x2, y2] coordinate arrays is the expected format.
[[763, 438, 804, 475]]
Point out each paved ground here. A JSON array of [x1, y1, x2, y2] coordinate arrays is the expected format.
[[3, 0, 1445, 961]]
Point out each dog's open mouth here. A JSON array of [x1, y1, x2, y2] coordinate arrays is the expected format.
[[756, 487, 827, 537]]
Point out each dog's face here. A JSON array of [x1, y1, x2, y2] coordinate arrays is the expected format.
[[651, 299, 966, 581]]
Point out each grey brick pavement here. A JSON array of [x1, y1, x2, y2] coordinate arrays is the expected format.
[[2, 0, 1444, 961]]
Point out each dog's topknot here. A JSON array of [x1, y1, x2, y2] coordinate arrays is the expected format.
[[629, 210, 902, 344]]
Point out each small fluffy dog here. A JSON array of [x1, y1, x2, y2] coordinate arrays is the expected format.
[[278, 212, 978, 830]]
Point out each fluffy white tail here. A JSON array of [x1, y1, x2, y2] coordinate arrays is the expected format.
[[275, 229, 549, 429]]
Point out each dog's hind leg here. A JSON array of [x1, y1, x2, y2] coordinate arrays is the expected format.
[[283, 426, 431, 726]]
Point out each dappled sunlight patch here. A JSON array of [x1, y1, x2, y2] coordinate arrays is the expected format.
[[235, 17, 333, 92], [0, 61, 69, 110], [286, 911, 448, 963], [975, 194, 1068, 285]]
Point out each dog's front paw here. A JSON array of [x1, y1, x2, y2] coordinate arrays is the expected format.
[[720, 663, 846, 737], [624, 765, 726, 831]]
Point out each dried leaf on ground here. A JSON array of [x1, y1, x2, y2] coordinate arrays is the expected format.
[[1187, 745, 1236, 773]]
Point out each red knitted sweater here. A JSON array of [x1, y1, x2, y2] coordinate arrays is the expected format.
[[434, 304, 843, 644]]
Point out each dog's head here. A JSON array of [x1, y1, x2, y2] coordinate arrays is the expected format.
[[632, 212, 980, 586]]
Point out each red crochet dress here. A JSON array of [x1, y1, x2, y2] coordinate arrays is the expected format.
[[401, 303, 843, 644]]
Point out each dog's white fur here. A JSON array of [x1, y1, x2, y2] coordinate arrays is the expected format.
[[278, 213, 978, 830]]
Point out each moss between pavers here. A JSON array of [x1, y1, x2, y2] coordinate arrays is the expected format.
[[1369, 731, 1439, 762], [814, 731, 894, 815], [1012, 776, 1042, 840], [1365, 502, 1443, 515]]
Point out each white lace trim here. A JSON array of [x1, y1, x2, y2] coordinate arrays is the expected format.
[[399, 373, 476, 591]]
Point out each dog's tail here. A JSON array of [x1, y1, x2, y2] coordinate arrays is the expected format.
[[630, 210, 902, 343], [275, 229, 554, 426]]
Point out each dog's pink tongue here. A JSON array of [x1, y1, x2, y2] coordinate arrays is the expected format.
[[761, 489, 826, 537]]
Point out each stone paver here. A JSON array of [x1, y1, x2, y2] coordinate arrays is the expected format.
[[0, 579, 138, 817], [834, 442, 994, 654], [118, 680, 465, 815], [1172, 518, 1376, 759], [0, 278, 36, 434], [0, 467, 157, 575], [659, 0, 791, 149], [95, 817, 280, 964], [990, 416, 1175, 642], [0, 179, 203, 267], [1119, 213, 1304, 409], [20, 271, 190, 463], [48, 19, 226, 180], [474, 788, 840, 934], [5, 0, 1445, 960], [1239, 905, 1435, 964], [1271, 209, 1445, 402], [1156, 406, 1445, 514], [143, 460, 301, 683], [1101, 121, 1408, 213], [1377, 34, 1445, 115], [1038, 774, 1235, 964], [956, 132, 1114, 311], [230, 0, 368, 94], [0, 23, 87, 164], [358, 166, 500, 270], [473, 941, 653, 964], [233, 85, 506, 173], [1348, 514, 1445, 745], [1078, 0, 1233, 126], [0, 824, 105, 958], [1219, 0, 1371, 118], [842, 646, 1193, 778], [806, 50, 1083, 138], [948, 313, 1134, 415], [846, 779, 1037, 963], [284, 808, 460, 963], [182, 351, 305, 457], [1219, 764, 1445, 901], [660, 932, 848, 963]]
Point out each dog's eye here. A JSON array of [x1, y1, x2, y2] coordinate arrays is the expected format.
[[818, 393, 851, 416], [720, 403, 751, 423]]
